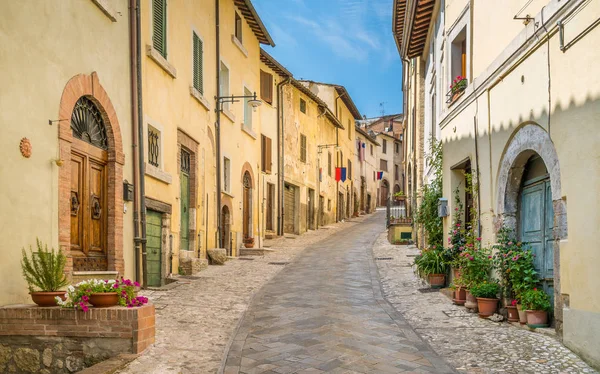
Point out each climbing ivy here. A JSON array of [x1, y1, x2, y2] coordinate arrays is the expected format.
[[416, 140, 443, 248]]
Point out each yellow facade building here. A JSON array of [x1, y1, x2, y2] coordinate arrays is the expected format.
[[394, 0, 600, 368]]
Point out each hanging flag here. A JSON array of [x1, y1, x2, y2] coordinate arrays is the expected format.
[[319, 168, 323, 182], [341, 167, 347, 182], [362, 143, 366, 148], [335, 167, 342, 182], [377, 171, 384, 180]]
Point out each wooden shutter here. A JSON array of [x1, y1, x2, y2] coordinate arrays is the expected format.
[[300, 134, 307, 162], [261, 135, 272, 174], [348, 160, 352, 179], [260, 71, 273, 104], [328, 152, 332, 176], [193, 33, 203, 94], [152, 0, 167, 58]]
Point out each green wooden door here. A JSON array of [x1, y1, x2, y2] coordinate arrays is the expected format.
[[180, 172, 190, 251], [146, 210, 162, 287], [520, 179, 554, 302]]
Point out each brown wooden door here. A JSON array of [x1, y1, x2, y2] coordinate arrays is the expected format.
[[70, 138, 108, 271]]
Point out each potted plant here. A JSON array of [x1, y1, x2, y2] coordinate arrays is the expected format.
[[20, 239, 69, 306], [505, 245, 538, 324], [449, 76, 467, 102], [520, 288, 552, 328], [57, 278, 147, 311], [244, 236, 255, 248], [414, 247, 447, 288], [451, 275, 467, 305], [393, 191, 405, 201], [470, 281, 500, 318], [507, 299, 519, 322]]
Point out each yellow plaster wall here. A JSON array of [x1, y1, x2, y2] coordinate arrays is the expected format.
[[0, 0, 134, 305]]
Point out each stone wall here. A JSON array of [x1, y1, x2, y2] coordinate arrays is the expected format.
[[0, 304, 155, 373]]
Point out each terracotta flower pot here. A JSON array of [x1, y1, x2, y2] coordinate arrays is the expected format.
[[89, 293, 119, 308], [506, 306, 519, 322], [428, 274, 445, 288], [517, 304, 528, 325], [30, 291, 67, 307], [476, 297, 499, 318], [244, 239, 255, 248], [465, 291, 478, 311], [526, 310, 549, 328], [453, 287, 466, 305], [452, 268, 461, 279]]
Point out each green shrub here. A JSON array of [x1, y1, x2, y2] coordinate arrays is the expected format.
[[414, 248, 447, 276], [21, 239, 69, 292], [520, 288, 552, 312], [470, 281, 500, 299]]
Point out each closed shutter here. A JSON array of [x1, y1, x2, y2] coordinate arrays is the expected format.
[[300, 134, 307, 162], [261, 135, 272, 174], [348, 160, 352, 179], [284, 184, 296, 234], [260, 71, 273, 104], [328, 152, 332, 176], [152, 0, 167, 58], [193, 33, 203, 94]]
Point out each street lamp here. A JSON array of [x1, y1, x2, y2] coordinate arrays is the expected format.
[[214, 91, 262, 249]]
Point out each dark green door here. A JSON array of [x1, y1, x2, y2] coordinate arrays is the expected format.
[[520, 179, 554, 302], [180, 149, 191, 252], [146, 210, 162, 287]]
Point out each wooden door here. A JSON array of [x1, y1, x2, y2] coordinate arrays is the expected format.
[[266, 183, 274, 231], [307, 189, 315, 230], [284, 184, 296, 234], [380, 182, 389, 207], [180, 149, 190, 252], [70, 140, 108, 271], [319, 196, 325, 226], [243, 172, 252, 239], [146, 210, 162, 287], [520, 179, 554, 301]]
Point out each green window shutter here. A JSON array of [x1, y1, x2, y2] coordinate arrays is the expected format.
[[152, 0, 167, 58], [193, 33, 203, 94]]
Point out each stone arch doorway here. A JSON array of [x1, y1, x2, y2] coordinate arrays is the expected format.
[[496, 123, 566, 332], [380, 179, 389, 207], [58, 73, 124, 275], [242, 171, 253, 242], [221, 205, 231, 255]]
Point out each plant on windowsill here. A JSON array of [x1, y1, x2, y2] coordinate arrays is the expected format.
[[393, 191, 405, 200], [244, 236, 255, 249], [20, 239, 69, 307], [520, 288, 551, 328], [470, 281, 500, 318], [414, 246, 448, 288], [448, 76, 467, 104]]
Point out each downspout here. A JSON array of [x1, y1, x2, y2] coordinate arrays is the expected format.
[[135, 0, 148, 287], [129, 0, 141, 282], [276, 78, 290, 236], [215, 0, 222, 247], [334, 93, 346, 223]]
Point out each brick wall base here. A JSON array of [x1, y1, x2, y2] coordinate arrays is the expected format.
[[0, 304, 155, 373]]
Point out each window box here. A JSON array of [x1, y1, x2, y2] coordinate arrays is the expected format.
[[446, 77, 467, 105]]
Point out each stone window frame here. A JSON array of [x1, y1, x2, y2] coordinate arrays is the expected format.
[[177, 129, 199, 257]]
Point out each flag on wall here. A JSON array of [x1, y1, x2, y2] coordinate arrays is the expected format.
[[319, 168, 323, 182], [340, 167, 347, 182], [377, 171, 383, 180], [335, 167, 342, 181]]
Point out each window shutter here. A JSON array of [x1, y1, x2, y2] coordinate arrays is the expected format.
[[260, 71, 273, 104], [300, 134, 307, 162], [261, 135, 266, 172], [152, 0, 167, 58], [266, 136, 272, 173], [193, 33, 203, 94]]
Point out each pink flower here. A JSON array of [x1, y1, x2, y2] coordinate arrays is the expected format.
[[81, 295, 89, 302], [476, 237, 482, 242], [533, 288, 537, 291], [469, 256, 474, 261], [508, 242, 513, 246], [134, 281, 140, 287], [488, 256, 492, 259], [511, 299, 517, 306]]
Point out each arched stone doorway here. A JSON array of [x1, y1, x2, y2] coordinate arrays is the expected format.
[[380, 179, 389, 207], [496, 123, 566, 333], [58, 73, 124, 275], [221, 205, 231, 255]]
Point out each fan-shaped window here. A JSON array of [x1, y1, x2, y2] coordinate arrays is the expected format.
[[71, 97, 108, 150]]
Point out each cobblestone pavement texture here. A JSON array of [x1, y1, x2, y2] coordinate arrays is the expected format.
[[372, 228, 598, 374], [223, 212, 454, 374], [118, 215, 374, 374]]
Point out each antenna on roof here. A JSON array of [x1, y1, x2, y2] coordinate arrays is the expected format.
[[379, 102, 386, 117]]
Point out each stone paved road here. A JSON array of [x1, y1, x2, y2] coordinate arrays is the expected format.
[[222, 212, 454, 374]]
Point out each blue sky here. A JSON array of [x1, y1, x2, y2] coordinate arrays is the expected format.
[[253, 0, 403, 118]]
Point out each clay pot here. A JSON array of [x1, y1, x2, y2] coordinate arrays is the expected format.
[[465, 291, 478, 312], [428, 274, 445, 288], [506, 306, 519, 322], [526, 310, 549, 328], [452, 268, 461, 279], [30, 291, 67, 307], [453, 287, 466, 305], [476, 297, 499, 318], [244, 238, 255, 248], [517, 304, 528, 325], [89, 293, 119, 308]]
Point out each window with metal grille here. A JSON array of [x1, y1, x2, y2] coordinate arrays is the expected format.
[[192, 32, 203, 94], [260, 70, 273, 104], [328, 152, 332, 176], [152, 0, 167, 58], [181, 148, 191, 173], [224, 157, 231, 192], [300, 98, 306, 114], [380, 159, 388, 171], [261, 135, 272, 173], [148, 126, 160, 167], [300, 134, 307, 163], [235, 12, 242, 42]]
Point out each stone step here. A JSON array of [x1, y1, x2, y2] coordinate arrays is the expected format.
[[239, 248, 275, 256]]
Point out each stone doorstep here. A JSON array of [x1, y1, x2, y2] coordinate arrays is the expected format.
[[239, 248, 276, 256], [78, 354, 139, 374]]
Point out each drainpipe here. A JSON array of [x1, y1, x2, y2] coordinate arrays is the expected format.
[[276, 78, 290, 236], [134, 0, 147, 287], [129, 0, 141, 282], [215, 0, 222, 247]]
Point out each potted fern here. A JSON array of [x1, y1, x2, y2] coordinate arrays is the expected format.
[[414, 247, 448, 288], [21, 239, 69, 306]]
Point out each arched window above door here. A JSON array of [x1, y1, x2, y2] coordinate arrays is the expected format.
[[71, 97, 108, 150]]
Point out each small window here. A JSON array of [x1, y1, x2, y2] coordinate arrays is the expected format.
[[328, 199, 332, 211], [224, 157, 231, 192], [148, 125, 161, 167], [383, 139, 387, 154], [348, 119, 352, 139], [395, 164, 399, 180], [300, 98, 307, 114], [243, 87, 253, 129], [234, 12, 243, 43], [451, 27, 468, 84], [373, 171, 376, 181], [192, 32, 203, 94], [260, 70, 273, 104], [395, 142, 399, 154], [370, 144, 373, 156], [152, 0, 167, 58], [219, 62, 230, 110], [380, 159, 388, 171], [328, 152, 332, 176], [261, 135, 272, 173], [300, 134, 307, 163], [348, 159, 352, 179]]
